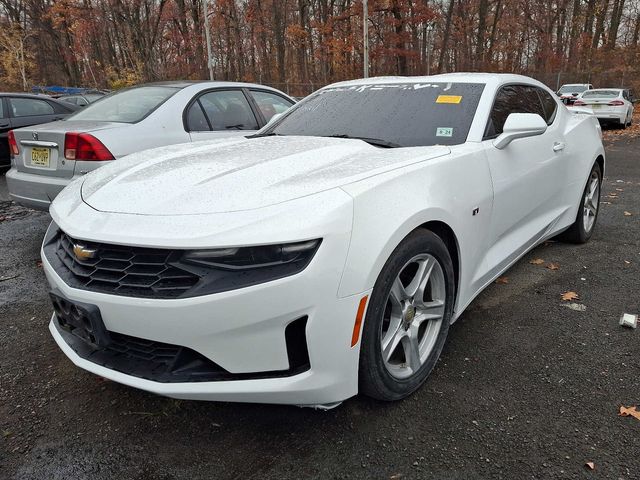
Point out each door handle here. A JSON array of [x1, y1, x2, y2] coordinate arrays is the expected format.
[[553, 142, 565, 152]]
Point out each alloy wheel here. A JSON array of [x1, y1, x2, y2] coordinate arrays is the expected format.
[[582, 171, 600, 233], [380, 254, 446, 379]]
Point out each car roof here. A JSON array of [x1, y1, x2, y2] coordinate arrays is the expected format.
[[323, 73, 549, 91], [0, 92, 63, 99], [586, 88, 622, 92], [140, 80, 287, 90]]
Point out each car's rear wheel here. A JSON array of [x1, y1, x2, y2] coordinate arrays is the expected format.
[[558, 162, 602, 244], [359, 230, 454, 401]]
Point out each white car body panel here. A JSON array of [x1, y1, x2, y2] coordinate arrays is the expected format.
[[44, 73, 605, 406], [575, 88, 634, 125]]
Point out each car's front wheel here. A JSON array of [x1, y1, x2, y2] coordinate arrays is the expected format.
[[359, 229, 455, 401]]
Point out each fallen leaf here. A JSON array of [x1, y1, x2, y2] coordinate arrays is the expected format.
[[529, 258, 545, 265], [561, 291, 579, 301], [615, 188, 624, 191], [601, 201, 612, 205], [624, 260, 631, 265], [546, 262, 560, 270], [619, 405, 640, 421], [495, 277, 509, 284], [585, 462, 595, 470], [624, 211, 632, 216], [35, 260, 43, 268]]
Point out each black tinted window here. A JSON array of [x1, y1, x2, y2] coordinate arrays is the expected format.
[[9, 98, 55, 117], [270, 82, 485, 147], [485, 85, 545, 138], [197, 90, 258, 131], [536, 88, 558, 125], [186, 102, 210, 131]]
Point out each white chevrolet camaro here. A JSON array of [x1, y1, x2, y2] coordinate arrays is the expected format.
[[42, 74, 605, 408]]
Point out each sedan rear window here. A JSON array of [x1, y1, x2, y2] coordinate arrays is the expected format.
[[67, 86, 178, 123], [582, 90, 620, 98], [269, 82, 485, 147]]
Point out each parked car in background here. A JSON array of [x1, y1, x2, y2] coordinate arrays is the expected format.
[[557, 83, 593, 104], [56, 93, 105, 107], [6, 81, 295, 209], [574, 88, 635, 128], [0, 94, 79, 169], [42, 74, 605, 407]]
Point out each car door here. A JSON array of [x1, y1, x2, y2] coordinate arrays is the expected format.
[[482, 84, 568, 275], [0, 97, 11, 166], [186, 89, 260, 142], [248, 89, 295, 123], [8, 97, 67, 130]]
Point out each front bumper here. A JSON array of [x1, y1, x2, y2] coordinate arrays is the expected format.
[[43, 191, 368, 405], [6, 167, 76, 210]]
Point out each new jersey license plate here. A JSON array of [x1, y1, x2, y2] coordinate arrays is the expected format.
[[31, 147, 50, 167]]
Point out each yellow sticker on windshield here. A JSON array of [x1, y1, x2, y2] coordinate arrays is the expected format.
[[436, 95, 462, 104]]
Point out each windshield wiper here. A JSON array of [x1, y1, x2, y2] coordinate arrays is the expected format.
[[247, 132, 280, 138], [325, 134, 400, 148]]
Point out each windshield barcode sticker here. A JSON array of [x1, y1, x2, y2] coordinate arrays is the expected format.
[[436, 127, 453, 137]]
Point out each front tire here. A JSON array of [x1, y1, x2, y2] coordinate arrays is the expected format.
[[558, 162, 602, 244], [359, 230, 455, 401]]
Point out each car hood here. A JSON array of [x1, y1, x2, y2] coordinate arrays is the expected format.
[[81, 136, 450, 215]]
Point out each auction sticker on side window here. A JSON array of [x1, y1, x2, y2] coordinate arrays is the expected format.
[[436, 127, 453, 137], [436, 95, 462, 104]]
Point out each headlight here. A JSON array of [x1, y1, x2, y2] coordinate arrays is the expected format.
[[181, 239, 322, 295]]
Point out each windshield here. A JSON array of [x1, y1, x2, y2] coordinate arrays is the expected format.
[[67, 86, 179, 123], [558, 85, 588, 94], [266, 82, 485, 147], [582, 90, 620, 98]]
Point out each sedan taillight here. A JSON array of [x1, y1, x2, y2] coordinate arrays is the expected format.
[[608, 100, 625, 106], [64, 132, 114, 161], [8, 130, 19, 156], [573, 100, 586, 106]]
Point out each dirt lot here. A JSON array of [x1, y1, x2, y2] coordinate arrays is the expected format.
[[1, 127, 639, 479]]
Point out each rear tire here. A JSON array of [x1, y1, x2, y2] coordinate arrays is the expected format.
[[558, 162, 602, 244], [359, 229, 455, 401]]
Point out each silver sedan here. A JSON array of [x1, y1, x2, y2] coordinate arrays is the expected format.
[[6, 81, 295, 210]]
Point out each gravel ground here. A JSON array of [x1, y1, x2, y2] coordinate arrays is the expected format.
[[0, 131, 638, 480]]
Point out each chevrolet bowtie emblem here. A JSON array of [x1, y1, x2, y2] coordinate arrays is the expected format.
[[73, 244, 97, 261]]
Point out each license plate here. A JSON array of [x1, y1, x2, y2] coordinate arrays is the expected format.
[[591, 104, 602, 109], [31, 147, 50, 167]]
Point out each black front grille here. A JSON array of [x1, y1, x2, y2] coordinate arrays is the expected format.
[[51, 292, 311, 383], [46, 230, 201, 299]]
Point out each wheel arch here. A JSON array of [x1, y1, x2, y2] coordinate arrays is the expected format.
[[416, 221, 460, 306], [595, 154, 605, 177]]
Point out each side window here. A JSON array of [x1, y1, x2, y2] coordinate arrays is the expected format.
[[186, 101, 210, 131], [535, 88, 558, 125], [485, 85, 545, 138], [195, 90, 258, 131], [250, 90, 294, 122], [51, 101, 72, 114], [9, 98, 55, 117], [0, 98, 4, 118]]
